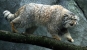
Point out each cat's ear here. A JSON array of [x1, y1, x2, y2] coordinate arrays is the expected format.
[[63, 14, 69, 20]]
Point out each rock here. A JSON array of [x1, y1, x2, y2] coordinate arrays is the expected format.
[[74, 0, 87, 19]]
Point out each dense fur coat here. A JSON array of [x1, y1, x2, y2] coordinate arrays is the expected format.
[[3, 3, 79, 42]]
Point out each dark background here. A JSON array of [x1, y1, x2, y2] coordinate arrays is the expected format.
[[0, 0, 87, 50]]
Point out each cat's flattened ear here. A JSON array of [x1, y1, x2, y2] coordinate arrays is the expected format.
[[63, 14, 68, 20]]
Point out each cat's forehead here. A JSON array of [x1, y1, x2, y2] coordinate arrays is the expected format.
[[71, 15, 79, 21], [68, 12, 79, 20]]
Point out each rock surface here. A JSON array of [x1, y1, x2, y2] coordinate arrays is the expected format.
[[0, 0, 87, 50]]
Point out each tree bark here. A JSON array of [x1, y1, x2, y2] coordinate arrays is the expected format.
[[0, 30, 87, 50]]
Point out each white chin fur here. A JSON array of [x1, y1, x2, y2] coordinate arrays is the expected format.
[[64, 24, 70, 28]]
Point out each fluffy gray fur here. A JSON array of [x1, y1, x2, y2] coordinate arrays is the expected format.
[[3, 3, 79, 42]]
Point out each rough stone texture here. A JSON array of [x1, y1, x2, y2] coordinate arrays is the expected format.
[[74, 0, 87, 46], [0, 0, 87, 50], [74, 0, 87, 19]]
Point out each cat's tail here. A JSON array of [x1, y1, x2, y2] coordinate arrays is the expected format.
[[3, 10, 15, 21]]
